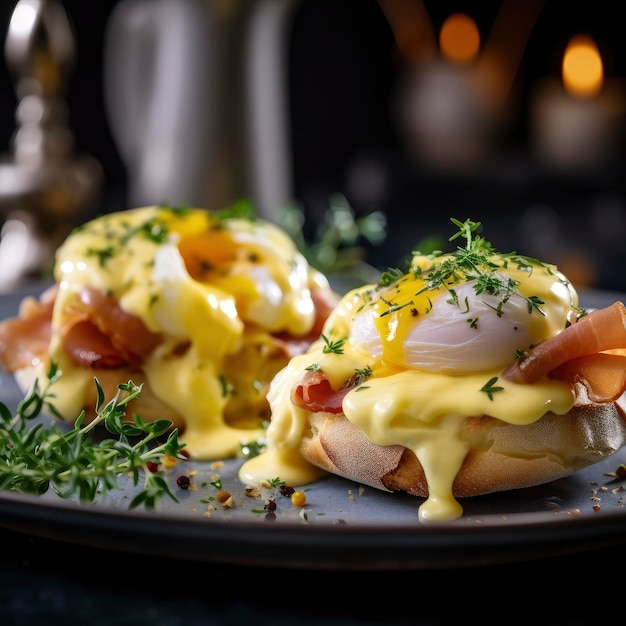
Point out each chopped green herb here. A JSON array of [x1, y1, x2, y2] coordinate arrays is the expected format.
[[379, 267, 404, 286], [240, 439, 266, 459], [120, 217, 169, 246], [86, 245, 115, 267], [353, 366, 372, 384], [219, 375, 235, 398], [321, 334, 345, 355], [265, 477, 285, 488], [480, 376, 504, 401]]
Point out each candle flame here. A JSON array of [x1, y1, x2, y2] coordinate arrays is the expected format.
[[440, 13, 480, 64], [562, 34, 603, 98]]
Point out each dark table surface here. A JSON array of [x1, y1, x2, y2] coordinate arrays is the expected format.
[[0, 524, 622, 626]]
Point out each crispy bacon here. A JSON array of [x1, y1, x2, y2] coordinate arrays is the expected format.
[[503, 301, 626, 402]]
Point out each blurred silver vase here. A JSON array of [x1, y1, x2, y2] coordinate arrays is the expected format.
[[104, 0, 301, 219]]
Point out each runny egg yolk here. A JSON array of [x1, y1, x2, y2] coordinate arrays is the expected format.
[[40, 205, 328, 460], [239, 254, 579, 523], [351, 267, 574, 373]]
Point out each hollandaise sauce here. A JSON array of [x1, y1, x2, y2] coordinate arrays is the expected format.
[[40, 205, 328, 460], [240, 244, 579, 523]]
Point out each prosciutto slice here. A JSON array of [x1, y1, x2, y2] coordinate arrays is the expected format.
[[503, 301, 626, 402], [0, 288, 55, 372], [294, 302, 626, 414]]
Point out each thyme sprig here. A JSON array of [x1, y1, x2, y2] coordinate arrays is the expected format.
[[409, 218, 553, 316], [480, 376, 504, 401], [321, 334, 346, 355], [0, 363, 185, 509]]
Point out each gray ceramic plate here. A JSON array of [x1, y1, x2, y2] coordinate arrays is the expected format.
[[1, 283, 626, 570]]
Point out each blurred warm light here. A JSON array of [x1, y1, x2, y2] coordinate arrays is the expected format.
[[439, 13, 480, 64], [562, 35, 603, 98]]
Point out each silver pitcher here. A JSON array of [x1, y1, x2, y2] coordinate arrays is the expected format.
[[103, 0, 301, 220]]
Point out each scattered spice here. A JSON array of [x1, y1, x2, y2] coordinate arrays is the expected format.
[[244, 485, 261, 497], [215, 490, 232, 504], [279, 484, 295, 497], [291, 491, 307, 507], [176, 475, 191, 490]]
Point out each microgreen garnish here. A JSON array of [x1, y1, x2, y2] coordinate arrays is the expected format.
[[480, 376, 504, 401], [321, 334, 346, 355], [305, 363, 321, 371], [403, 218, 562, 317], [0, 364, 185, 509]]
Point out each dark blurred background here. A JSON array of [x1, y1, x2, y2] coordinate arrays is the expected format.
[[0, 0, 625, 291]]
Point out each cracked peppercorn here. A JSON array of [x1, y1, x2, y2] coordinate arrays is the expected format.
[[176, 475, 191, 489], [279, 485, 295, 497]]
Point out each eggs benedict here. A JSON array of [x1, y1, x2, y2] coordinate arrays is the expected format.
[[0, 203, 339, 460], [239, 218, 626, 523]]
